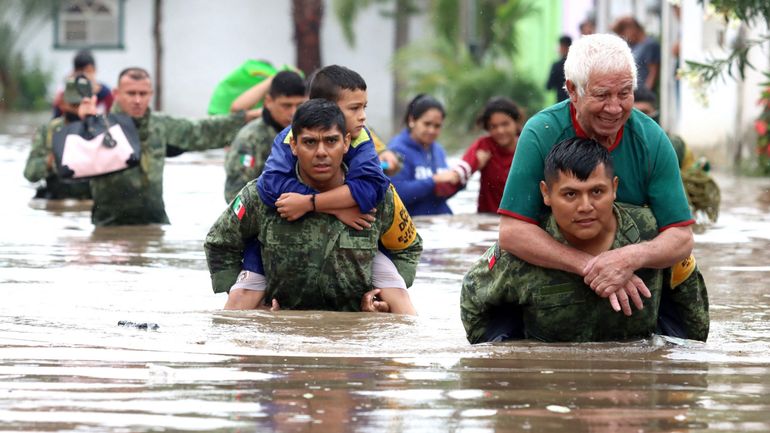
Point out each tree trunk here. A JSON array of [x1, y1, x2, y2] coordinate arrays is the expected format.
[[152, 0, 163, 111], [392, 0, 410, 132], [292, 0, 323, 77]]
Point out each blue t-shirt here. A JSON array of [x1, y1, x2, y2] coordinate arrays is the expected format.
[[387, 129, 452, 216]]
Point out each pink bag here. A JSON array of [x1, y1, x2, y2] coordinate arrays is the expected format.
[[53, 113, 141, 180]]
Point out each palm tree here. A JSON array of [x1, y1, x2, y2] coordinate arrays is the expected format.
[[292, 0, 324, 77]]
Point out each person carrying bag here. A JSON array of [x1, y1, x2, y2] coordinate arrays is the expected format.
[[52, 75, 141, 181]]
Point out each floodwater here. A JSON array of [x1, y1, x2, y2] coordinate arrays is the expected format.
[[1, 111, 769, 432]]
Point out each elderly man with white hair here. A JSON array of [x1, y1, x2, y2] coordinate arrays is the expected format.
[[497, 34, 698, 333]]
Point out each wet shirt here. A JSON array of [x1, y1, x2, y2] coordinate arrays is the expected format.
[[461, 203, 709, 343], [456, 135, 514, 213], [24, 117, 92, 200], [205, 183, 422, 312], [256, 126, 389, 212], [499, 100, 693, 230], [387, 129, 452, 216], [223, 115, 280, 203], [89, 108, 245, 226]]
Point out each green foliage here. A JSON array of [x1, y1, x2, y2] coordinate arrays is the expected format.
[[395, 0, 544, 143], [681, 1, 769, 86], [0, 0, 55, 111], [333, 0, 419, 47], [9, 54, 52, 111]]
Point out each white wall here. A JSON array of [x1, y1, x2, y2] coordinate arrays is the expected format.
[[677, 0, 768, 154], [17, 0, 430, 134]]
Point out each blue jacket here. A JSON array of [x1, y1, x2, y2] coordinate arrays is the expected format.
[[256, 125, 389, 212], [243, 125, 390, 275], [387, 129, 452, 216]]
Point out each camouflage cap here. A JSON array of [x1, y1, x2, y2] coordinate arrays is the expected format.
[[63, 75, 91, 105]]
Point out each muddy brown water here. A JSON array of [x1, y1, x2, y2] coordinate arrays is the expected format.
[[1, 112, 769, 432]]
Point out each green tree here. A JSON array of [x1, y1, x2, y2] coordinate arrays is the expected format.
[[394, 0, 544, 147], [0, 0, 55, 111]]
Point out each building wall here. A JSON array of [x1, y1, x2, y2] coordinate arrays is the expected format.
[[677, 0, 768, 156], [18, 0, 429, 137]]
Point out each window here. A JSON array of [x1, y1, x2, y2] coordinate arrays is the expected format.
[[54, 0, 124, 49]]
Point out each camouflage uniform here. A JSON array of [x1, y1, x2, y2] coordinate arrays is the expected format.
[[223, 117, 278, 203], [205, 182, 422, 312], [461, 203, 709, 344], [24, 117, 92, 200], [89, 107, 245, 226]]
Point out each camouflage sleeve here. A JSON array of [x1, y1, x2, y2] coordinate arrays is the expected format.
[[204, 183, 262, 293], [23, 124, 50, 182], [164, 111, 247, 153], [460, 245, 522, 344], [664, 259, 710, 342], [224, 121, 271, 203], [378, 186, 422, 287]]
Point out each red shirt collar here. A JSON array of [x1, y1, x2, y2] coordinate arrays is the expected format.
[[569, 103, 624, 151]]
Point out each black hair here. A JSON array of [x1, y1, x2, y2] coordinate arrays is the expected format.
[[404, 94, 445, 128], [73, 49, 95, 71], [476, 96, 522, 130], [269, 70, 306, 98], [117, 67, 151, 82], [291, 98, 346, 138], [543, 137, 614, 186], [559, 35, 573, 47], [308, 65, 367, 101]]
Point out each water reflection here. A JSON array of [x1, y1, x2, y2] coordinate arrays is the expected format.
[[1, 113, 770, 431]]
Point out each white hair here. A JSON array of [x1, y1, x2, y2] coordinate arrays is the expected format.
[[563, 33, 637, 96]]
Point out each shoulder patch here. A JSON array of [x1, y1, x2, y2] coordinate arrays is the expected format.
[[380, 186, 417, 250], [283, 130, 293, 144], [350, 127, 372, 149], [231, 195, 246, 220], [670, 254, 696, 288]]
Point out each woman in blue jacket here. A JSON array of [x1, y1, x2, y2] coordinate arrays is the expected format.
[[388, 94, 459, 216]]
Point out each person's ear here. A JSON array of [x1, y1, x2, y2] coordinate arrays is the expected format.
[[540, 180, 552, 206], [612, 176, 619, 200], [343, 132, 351, 154], [407, 116, 415, 129], [289, 135, 298, 156]]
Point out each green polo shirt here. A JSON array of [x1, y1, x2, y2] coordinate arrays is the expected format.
[[499, 100, 693, 230]]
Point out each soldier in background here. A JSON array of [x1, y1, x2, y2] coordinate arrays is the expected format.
[[77, 67, 260, 226], [224, 70, 306, 203], [205, 99, 421, 314], [461, 137, 709, 343], [24, 76, 92, 200]]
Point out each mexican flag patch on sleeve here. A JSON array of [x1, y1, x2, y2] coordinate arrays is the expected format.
[[241, 154, 255, 168], [232, 196, 246, 220]]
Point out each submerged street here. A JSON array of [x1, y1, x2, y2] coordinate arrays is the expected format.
[[1, 112, 769, 432]]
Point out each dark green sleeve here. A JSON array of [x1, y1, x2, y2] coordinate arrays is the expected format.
[[664, 265, 710, 342], [378, 187, 422, 287], [224, 120, 271, 203], [460, 245, 522, 344], [165, 111, 246, 152], [24, 125, 50, 182], [204, 183, 262, 293]]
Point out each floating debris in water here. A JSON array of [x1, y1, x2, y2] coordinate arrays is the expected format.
[[117, 320, 159, 330], [546, 405, 571, 413]]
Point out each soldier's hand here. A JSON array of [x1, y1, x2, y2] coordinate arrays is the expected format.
[[583, 247, 641, 296], [331, 206, 376, 231], [276, 193, 312, 221], [361, 289, 391, 313]]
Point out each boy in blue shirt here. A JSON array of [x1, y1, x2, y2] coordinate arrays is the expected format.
[[226, 65, 415, 311]]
